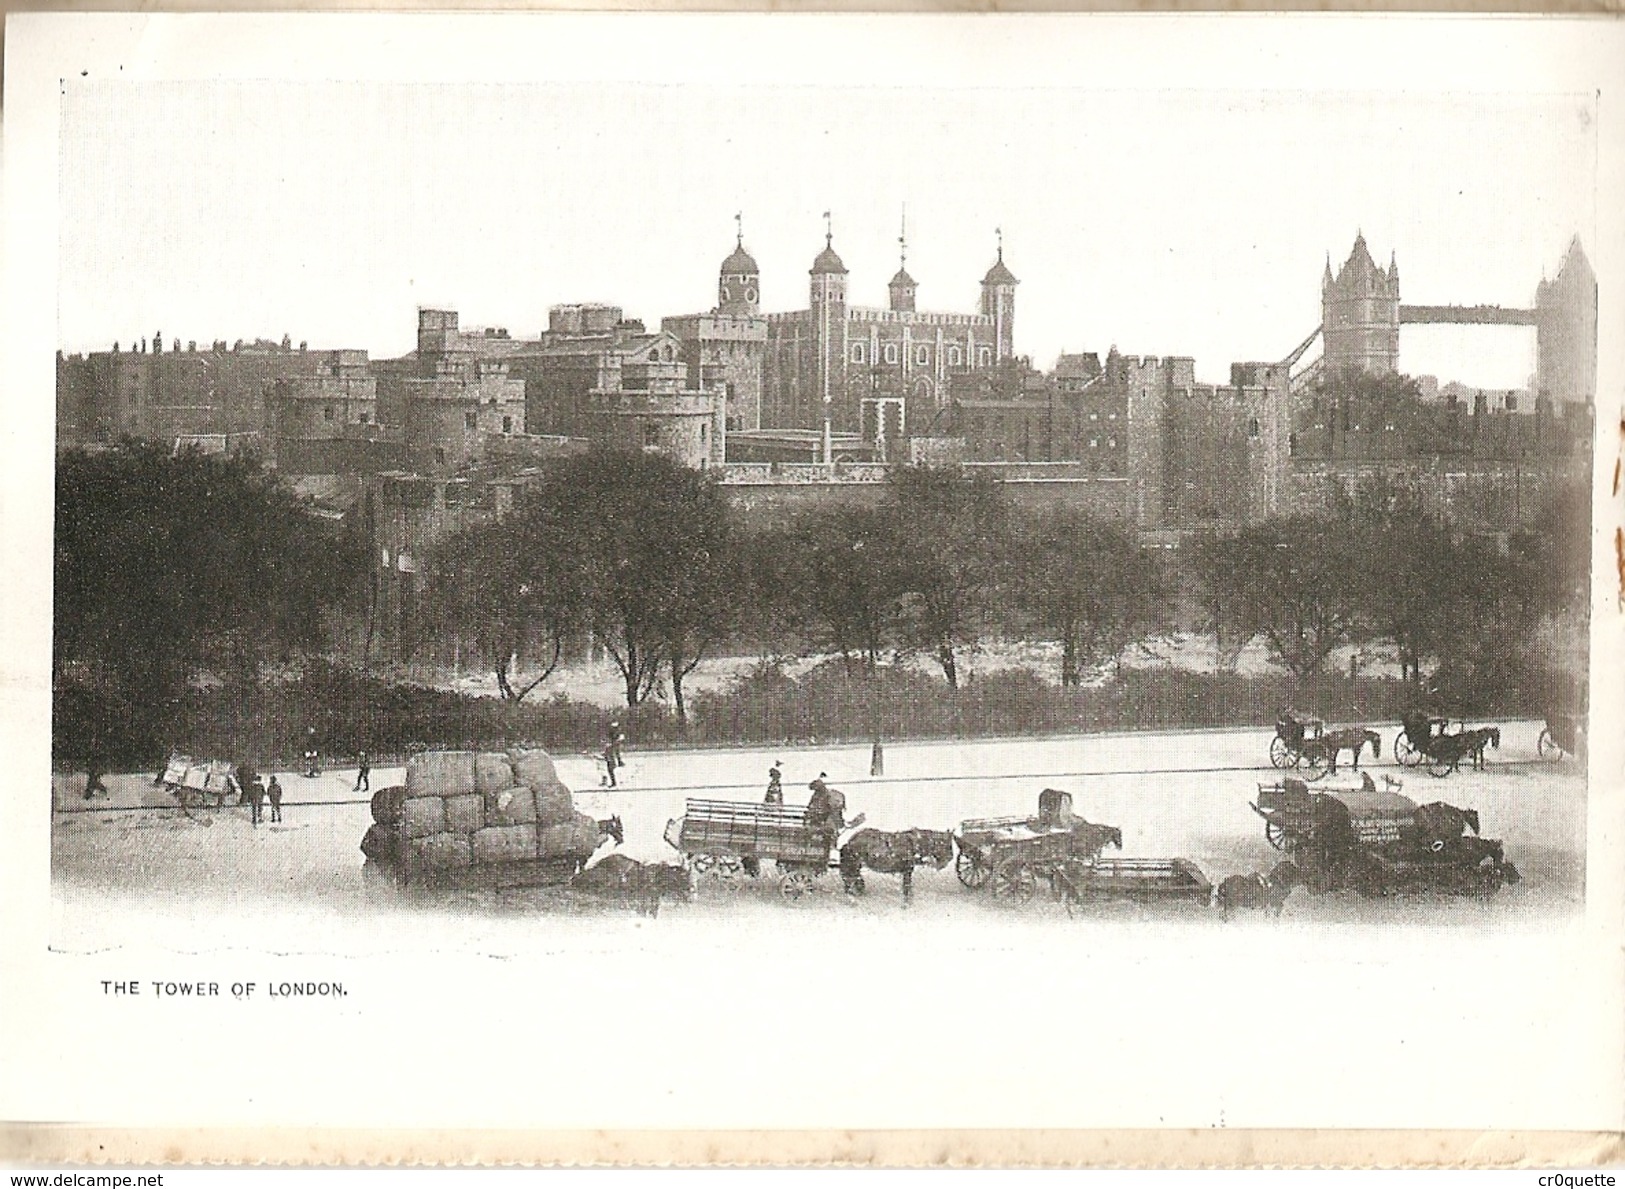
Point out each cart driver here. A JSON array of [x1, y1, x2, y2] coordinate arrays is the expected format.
[[805, 774, 848, 853]]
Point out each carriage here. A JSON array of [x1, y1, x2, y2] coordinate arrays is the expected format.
[[952, 789, 1111, 894], [1392, 712, 1495, 777], [953, 790, 1208, 907], [1248, 778, 1517, 896], [664, 798, 835, 899], [1269, 713, 1332, 778], [1538, 709, 1586, 760], [159, 753, 241, 809]]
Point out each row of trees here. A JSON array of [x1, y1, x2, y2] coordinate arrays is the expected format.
[[424, 452, 1585, 719], [53, 443, 1586, 755]]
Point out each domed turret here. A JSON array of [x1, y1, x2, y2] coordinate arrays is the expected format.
[[718, 213, 760, 315], [809, 214, 848, 311]]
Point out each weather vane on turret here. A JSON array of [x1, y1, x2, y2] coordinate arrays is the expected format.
[[996, 225, 1004, 261], [735, 210, 743, 249], [823, 210, 833, 247], [899, 204, 908, 269]]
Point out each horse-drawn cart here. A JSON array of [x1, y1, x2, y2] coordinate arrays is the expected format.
[[1269, 713, 1383, 779], [1248, 778, 1518, 896], [952, 789, 1121, 899], [664, 798, 835, 899], [160, 753, 241, 809]]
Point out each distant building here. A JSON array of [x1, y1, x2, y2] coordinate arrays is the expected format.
[[662, 227, 769, 433]]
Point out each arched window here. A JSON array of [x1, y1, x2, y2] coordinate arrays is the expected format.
[[947, 345, 962, 366], [978, 348, 991, 366], [1247, 417, 1260, 437], [916, 346, 929, 365], [851, 343, 867, 364], [884, 344, 898, 364]]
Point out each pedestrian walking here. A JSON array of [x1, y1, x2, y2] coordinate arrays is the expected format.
[[354, 751, 371, 793], [83, 756, 110, 800], [602, 739, 619, 788], [764, 762, 784, 805], [303, 727, 320, 778], [268, 774, 284, 823], [248, 775, 266, 826]]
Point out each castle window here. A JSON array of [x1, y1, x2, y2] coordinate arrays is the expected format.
[[1089, 412, 1099, 421], [1247, 417, 1260, 437], [852, 343, 867, 364], [323, 406, 335, 422], [502, 415, 513, 434], [948, 346, 962, 366], [1505, 393, 1518, 412], [1089, 438, 1098, 449], [464, 411, 477, 431], [916, 347, 929, 365], [700, 423, 708, 444], [359, 412, 370, 425], [884, 344, 898, 364], [644, 423, 660, 448], [1107, 437, 1116, 448], [978, 348, 991, 366]]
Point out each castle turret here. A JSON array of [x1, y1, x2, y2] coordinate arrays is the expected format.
[[718, 213, 760, 316], [888, 210, 917, 313], [979, 231, 1018, 362]]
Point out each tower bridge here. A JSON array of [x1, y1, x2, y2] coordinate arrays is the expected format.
[[1284, 233, 1595, 407]]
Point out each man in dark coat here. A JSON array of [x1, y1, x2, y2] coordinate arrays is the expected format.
[[267, 774, 284, 823], [805, 774, 847, 853], [354, 752, 371, 793], [248, 775, 266, 826]]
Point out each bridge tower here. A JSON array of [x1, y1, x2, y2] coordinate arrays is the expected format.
[[1535, 236, 1597, 409], [1322, 233, 1400, 376]]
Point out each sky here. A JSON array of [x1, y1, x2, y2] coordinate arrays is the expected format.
[[56, 69, 1596, 389]]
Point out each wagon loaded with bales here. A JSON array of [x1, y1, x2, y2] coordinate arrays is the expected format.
[[361, 748, 622, 888]]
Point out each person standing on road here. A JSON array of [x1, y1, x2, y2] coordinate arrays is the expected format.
[[303, 727, 320, 778], [764, 762, 784, 805], [83, 757, 109, 800], [354, 751, 371, 793], [248, 775, 266, 826], [602, 738, 619, 788], [268, 774, 284, 823], [805, 774, 847, 854]]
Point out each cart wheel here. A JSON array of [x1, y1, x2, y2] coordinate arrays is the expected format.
[[1268, 736, 1293, 769], [992, 861, 1037, 904], [1299, 749, 1330, 780], [779, 869, 816, 899], [955, 849, 988, 889], [688, 854, 717, 876], [1264, 820, 1291, 851], [1537, 728, 1560, 760], [1392, 732, 1418, 767], [1426, 754, 1456, 779], [714, 856, 746, 882]]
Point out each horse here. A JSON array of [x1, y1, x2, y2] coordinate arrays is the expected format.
[[1319, 727, 1382, 773], [1461, 726, 1501, 769], [839, 828, 954, 904], [571, 853, 691, 917], [1069, 822, 1123, 859], [1422, 730, 1474, 775], [1214, 861, 1304, 919], [565, 815, 625, 876], [1412, 801, 1481, 850]]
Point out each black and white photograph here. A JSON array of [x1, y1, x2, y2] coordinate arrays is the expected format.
[[2, 12, 1621, 1167]]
